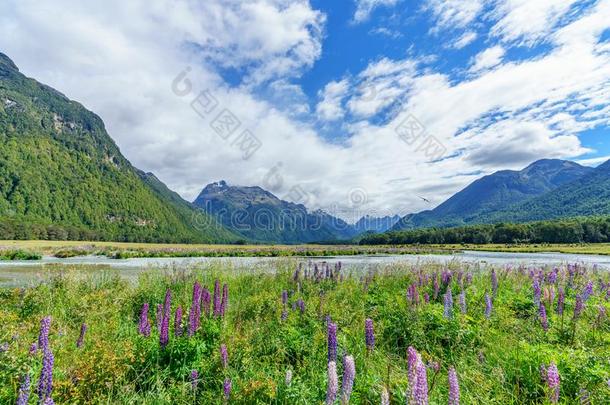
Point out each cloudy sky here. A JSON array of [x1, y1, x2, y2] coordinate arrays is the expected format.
[[1, 0, 609, 221]]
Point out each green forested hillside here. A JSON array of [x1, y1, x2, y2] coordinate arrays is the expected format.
[[0, 52, 233, 243]]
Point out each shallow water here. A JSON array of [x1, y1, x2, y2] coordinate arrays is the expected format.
[[0, 250, 608, 288]]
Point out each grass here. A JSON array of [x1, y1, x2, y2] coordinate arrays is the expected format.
[[0, 261, 609, 403]]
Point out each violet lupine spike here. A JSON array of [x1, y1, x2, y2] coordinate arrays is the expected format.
[[533, 279, 541, 307], [364, 318, 375, 351], [539, 303, 549, 332], [484, 293, 493, 319], [423, 293, 430, 304], [459, 291, 466, 314], [38, 316, 51, 354], [582, 281, 593, 302], [190, 370, 199, 391], [341, 355, 356, 405], [189, 282, 202, 336], [220, 344, 228, 369], [556, 288, 565, 315], [414, 356, 428, 405], [160, 289, 171, 348], [139, 303, 151, 337], [573, 295, 584, 320], [297, 298, 305, 314], [546, 362, 560, 403], [380, 386, 390, 405], [76, 323, 87, 348], [213, 280, 221, 317], [282, 290, 288, 305], [156, 304, 163, 333], [326, 361, 338, 405], [285, 369, 293, 386], [175, 306, 183, 337], [448, 367, 460, 405], [37, 349, 54, 403], [201, 288, 211, 318], [443, 289, 453, 319], [407, 346, 419, 402], [328, 322, 337, 363], [220, 284, 229, 317], [16, 374, 30, 405], [29, 342, 38, 355], [433, 275, 440, 300], [223, 378, 232, 401], [281, 309, 288, 321], [491, 269, 498, 296]]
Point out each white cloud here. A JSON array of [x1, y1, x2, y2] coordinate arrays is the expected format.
[[316, 79, 350, 121], [469, 45, 505, 73], [426, 0, 483, 30], [353, 0, 400, 23], [451, 31, 478, 49], [490, 0, 581, 45]]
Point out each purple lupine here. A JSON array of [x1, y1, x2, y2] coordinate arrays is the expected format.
[[281, 290, 288, 305], [458, 291, 466, 314], [188, 282, 202, 336], [341, 355, 356, 404], [381, 387, 390, 405], [175, 306, 183, 337], [491, 269, 498, 296], [220, 284, 229, 317], [156, 304, 163, 333], [223, 378, 232, 401], [16, 374, 30, 405], [573, 295, 584, 320], [190, 370, 199, 391], [414, 356, 428, 405], [326, 361, 338, 405], [582, 281, 593, 302], [556, 288, 565, 315], [444, 289, 453, 319], [160, 289, 172, 348], [76, 323, 87, 348], [281, 309, 288, 321], [546, 362, 560, 403], [407, 284, 419, 305], [485, 293, 493, 319], [220, 344, 228, 369], [213, 280, 221, 317], [139, 303, 151, 337], [365, 318, 375, 351], [423, 293, 430, 304], [38, 316, 51, 354], [433, 274, 440, 300], [407, 346, 419, 402], [539, 303, 549, 332], [285, 369, 293, 386], [328, 322, 337, 363], [533, 279, 541, 307], [29, 342, 38, 355], [201, 287, 211, 317], [297, 298, 305, 314], [37, 349, 54, 402], [448, 367, 460, 405]]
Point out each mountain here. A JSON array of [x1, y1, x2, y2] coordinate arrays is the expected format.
[[0, 52, 234, 243], [193, 181, 357, 243], [393, 159, 593, 230], [354, 215, 401, 234]]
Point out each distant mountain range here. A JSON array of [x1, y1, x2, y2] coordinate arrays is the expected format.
[[392, 158, 609, 231]]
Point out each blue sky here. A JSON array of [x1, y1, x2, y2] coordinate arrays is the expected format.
[[1, 0, 609, 219]]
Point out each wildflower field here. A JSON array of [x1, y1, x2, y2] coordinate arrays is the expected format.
[[1, 261, 609, 404]]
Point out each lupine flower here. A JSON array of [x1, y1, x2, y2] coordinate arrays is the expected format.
[[220, 344, 228, 369], [341, 355, 356, 404], [281, 290, 288, 305], [16, 374, 30, 405], [220, 284, 229, 317], [328, 322, 337, 363], [175, 306, 183, 337], [556, 288, 565, 315], [543, 286, 555, 308], [365, 318, 375, 350], [38, 316, 51, 354], [156, 304, 163, 333], [201, 287, 211, 317], [597, 305, 606, 326], [491, 269, 498, 296], [428, 361, 440, 373], [380, 386, 390, 405], [407, 346, 419, 399], [423, 293, 430, 304], [29, 342, 38, 355], [0, 342, 8, 353], [213, 280, 221, 317], [43, 399, 54, 405], [297, 299, 305, 314], [76, 323, 87, 348], [533, 279, 541, 307], [407, 284, 419, 305], [414, 356, 428, 405], [540, 364, 547, 382], [444, 289, 453, 319], [190, 370, 199, 391], [546, 362, 560, 403], [281, 309, 288, 321], [160, 289, 171, 348], [285, 369, 292, 386], [448, 367, 460, 405], [433, 275, 440, 300], [539, 303, 549, 332], [573, 295, 584, 320], [37, 349, 54, 402], [188, 282, 202, 336], [485, 293, 493, 319], [582, 281, 593, 302], [223, 378, 232, 401], [459, 291, 467, 314], [139, 303, 151, 337], [326, 361, 338, 405]]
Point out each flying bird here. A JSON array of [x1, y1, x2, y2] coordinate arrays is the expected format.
[[418, 196, 431, 203]]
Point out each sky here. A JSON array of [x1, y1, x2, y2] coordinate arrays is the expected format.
[[1, 0, 609, 222]]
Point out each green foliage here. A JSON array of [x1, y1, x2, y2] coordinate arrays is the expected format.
[[0, 262, 608, 403], [0, 249, 41, 260]]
